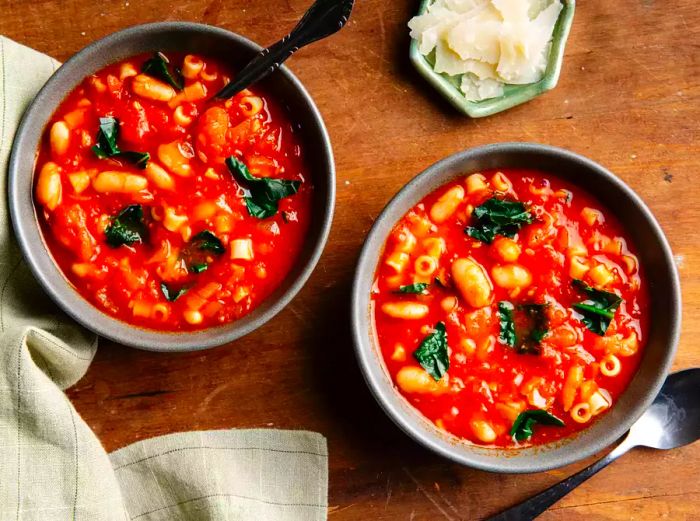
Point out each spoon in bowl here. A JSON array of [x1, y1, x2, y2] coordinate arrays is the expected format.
[[216, 0, 355, 99], [488, 368, 700, 521]]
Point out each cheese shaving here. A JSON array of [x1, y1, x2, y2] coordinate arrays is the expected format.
[[409, 0, 563, 101]]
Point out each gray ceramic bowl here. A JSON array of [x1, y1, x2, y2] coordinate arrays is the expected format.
[[351, 143, 680, 472], [9, 22, 335, 352]]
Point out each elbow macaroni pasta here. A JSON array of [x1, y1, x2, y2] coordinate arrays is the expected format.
[[182, 54, 204, 79]]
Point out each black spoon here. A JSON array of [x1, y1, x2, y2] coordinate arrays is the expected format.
[[216, 0, 355, 99]]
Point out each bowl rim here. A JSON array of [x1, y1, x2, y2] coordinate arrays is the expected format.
[[351, 142, 681, 472], [9, 21, 336, 352]]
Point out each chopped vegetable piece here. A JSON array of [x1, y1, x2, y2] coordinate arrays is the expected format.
[[572, 279, 623, 335], [510, 409, 565, 442], [142, 52, 183, 90], [396, 282, 429, 294], [92, 117, 120, 158], [466, 197, 534, 244], [497, 301, 516, 347], [104, 204, 147, 247], [91, 116, 150, 169], [518, 303, 549, 354], [189, 263, 208, 274], [413, 322, 449, 381], [116, 150, 150, 169], [180, 231, 225, 273], [226, 156, 301, 219], [160, 282, 189, 302], [190, 230, 225, 255], [497, 301, 548, 354]]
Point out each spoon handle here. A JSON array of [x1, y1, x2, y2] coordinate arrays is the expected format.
[[216, 0, 355, 99], [486, 441, 632, 521]]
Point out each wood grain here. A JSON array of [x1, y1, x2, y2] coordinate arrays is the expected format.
[[1, 0, 699, 519]]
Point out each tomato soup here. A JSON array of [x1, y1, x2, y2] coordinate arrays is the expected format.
[[372, 169, 648, 447], [34, 52, 312, 330]]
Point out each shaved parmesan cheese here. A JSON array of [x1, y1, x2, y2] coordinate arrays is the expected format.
[[492, 0, 531, 22], [434, 40, 501, 79], [409, 0, 563, 101], [498, 1, 561, 83], [434, 40, 471, 75], [443, 0, 489, 13], [408, 5, 460, 55], [447, 18, 502, 64], [461, 74, 504, 101]]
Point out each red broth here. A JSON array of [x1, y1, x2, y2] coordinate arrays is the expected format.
[[34, 52, 312, 330], [372, 169, 648, 447]]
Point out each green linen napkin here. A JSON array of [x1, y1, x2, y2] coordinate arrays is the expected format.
[[0, 36, 328, 521]]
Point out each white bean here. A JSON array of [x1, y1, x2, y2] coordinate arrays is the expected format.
[[491, 264, 532, 289], [452, 258, 493, 308], [381, 302, 430, 320]]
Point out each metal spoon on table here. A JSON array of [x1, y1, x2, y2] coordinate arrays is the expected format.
[[216, 0, 355, 99], [489, 368, 700, 521]]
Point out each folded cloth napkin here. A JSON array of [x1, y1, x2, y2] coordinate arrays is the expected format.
[[0, 36, 328, 521]]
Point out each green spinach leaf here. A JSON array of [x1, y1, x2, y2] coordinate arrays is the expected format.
[[497, 301, 516, 347], [105, 205, 147, 247], [510, 409, 565, 442], [190, 230, 225, 255], [465, 197, 534, 244], [571, 279, 622, 336], [92, 117, 120, 158], [497, 301, 548, 354], [396, 283, 429, 295], [189, 263, 209, 274], [226, 156, 301, 219], [160, 282, 189, 302], [518, 303, 549, 353], [91, 116, 150, 169], [117, 150, 150, 169], [142, 52, 183, 90], [180, 231, 225, 274], [413, 322, 449, 381]]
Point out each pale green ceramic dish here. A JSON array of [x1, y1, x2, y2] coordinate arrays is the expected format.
[[409, 0, 576, 118]]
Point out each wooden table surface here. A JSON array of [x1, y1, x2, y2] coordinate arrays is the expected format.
[[2, 0, 699, 519]]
